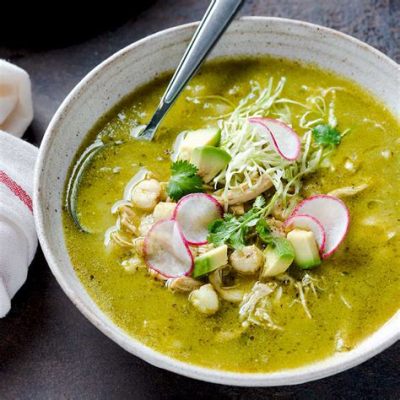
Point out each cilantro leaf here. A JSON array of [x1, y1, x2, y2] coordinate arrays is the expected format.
[[208, 196, 269, 249], [239, 196, 266, 228], [229, 228, 247, 249], [256, 220, 291, 252], [208, 214, 246, 249], [208, 216, 237, 247], [256, 219, 273, 244], [312, 124, 341, 147], [272, 237, 294, 254], [167, 161, 204, 201]]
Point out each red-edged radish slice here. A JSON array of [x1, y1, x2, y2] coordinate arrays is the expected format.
[[173, 193, 223, 245], [284, 214, 326, 253], [144, 219, 193, 278], [248, 117, 301, 161], [292, 195, 350, 259]]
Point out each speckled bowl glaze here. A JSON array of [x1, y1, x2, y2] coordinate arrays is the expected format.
[[34, 17, 400, 386]]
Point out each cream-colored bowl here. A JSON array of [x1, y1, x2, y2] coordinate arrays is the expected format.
[[34, 17, 400, 386]]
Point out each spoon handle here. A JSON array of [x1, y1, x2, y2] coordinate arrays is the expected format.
[[139, 0, 244, 140]]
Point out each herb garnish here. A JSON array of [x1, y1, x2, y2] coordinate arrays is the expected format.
[[208, 196, 278, 249], [255, 218, 274, 244], [167, 161, 204, 201], [312, 124, 341, 147]]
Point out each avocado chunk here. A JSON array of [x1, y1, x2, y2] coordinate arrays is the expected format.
[[286, 229, 321, 269], [261, 238, 295, 277], [193, 245, 228, 278], [177, 128, 221, 160], [190, 146, 231, 183]]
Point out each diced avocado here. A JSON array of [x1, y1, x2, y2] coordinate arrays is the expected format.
[[178, 128, 221, 160], [190, 146, 231, 183], [287, 229, 321, 269], [193, 245, 228, 278], [261, 238, 295, 277]]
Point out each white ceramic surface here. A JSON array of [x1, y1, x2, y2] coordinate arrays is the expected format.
[[34, 17, 400, 386]]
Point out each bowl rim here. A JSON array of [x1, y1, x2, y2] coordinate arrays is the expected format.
[[34, 16, 400, 387]]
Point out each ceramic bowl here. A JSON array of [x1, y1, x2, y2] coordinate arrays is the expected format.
[[34, 17, 400, 386]]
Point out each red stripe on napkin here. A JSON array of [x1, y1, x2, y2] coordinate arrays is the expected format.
[[0, 170, 33, 213]]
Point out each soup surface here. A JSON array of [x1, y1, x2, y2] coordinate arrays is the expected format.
[[63, 58, 400, 372]]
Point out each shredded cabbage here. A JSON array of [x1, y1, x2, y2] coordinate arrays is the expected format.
[[188, 77, 346, 217]]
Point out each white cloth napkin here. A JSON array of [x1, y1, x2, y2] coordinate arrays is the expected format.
[[0, 60, 33, 137], [0, 60, 37, 317]]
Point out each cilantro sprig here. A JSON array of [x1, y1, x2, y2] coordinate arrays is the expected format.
[[208, 196, 277, 249], [312, 124, 341, 147], [167, 161, 204, 201], [255, 218, 273, 244]]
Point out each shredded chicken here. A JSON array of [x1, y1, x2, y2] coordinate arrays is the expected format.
[[230, 204, 245, 215], [110, 231, 134, 248], [328, 184, 368, 198], [191, 243, 215, 257], [133, 237, 145, 257], [166, 276, 203, 292], [119, 206, 138, 235], [105, 203, 139, 249], [293, 282, 312, 319], [268, 217, 285, 236], [225, 174, 273, 205], [281, 273, 324, 319], [149, 269, 168, 281], [239, 282, 281, 330], [121, 257, 143, 273]]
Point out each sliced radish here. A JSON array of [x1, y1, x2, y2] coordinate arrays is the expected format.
[[173, 193, 223, 245], [292, 195, 350, 259], [284, 214, 326, 253], [144, 219, 193, 278], [248, 117, 301, 161]]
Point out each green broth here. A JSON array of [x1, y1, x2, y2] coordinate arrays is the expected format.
[[63, 58, 400, 372]]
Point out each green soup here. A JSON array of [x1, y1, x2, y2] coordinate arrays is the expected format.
[[63, 58, 400, 372]]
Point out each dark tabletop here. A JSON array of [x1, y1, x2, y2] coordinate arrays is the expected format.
[[0, 1, 399, 399]]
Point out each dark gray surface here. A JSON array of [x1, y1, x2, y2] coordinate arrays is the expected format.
[[0, 1, 399, 399]]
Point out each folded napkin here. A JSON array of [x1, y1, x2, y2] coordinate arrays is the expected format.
[[0, 60, 33, 136], [0, 60, 37, 317]]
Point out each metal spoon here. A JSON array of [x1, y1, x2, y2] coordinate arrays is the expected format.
[[137, 0, 244, 141]]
